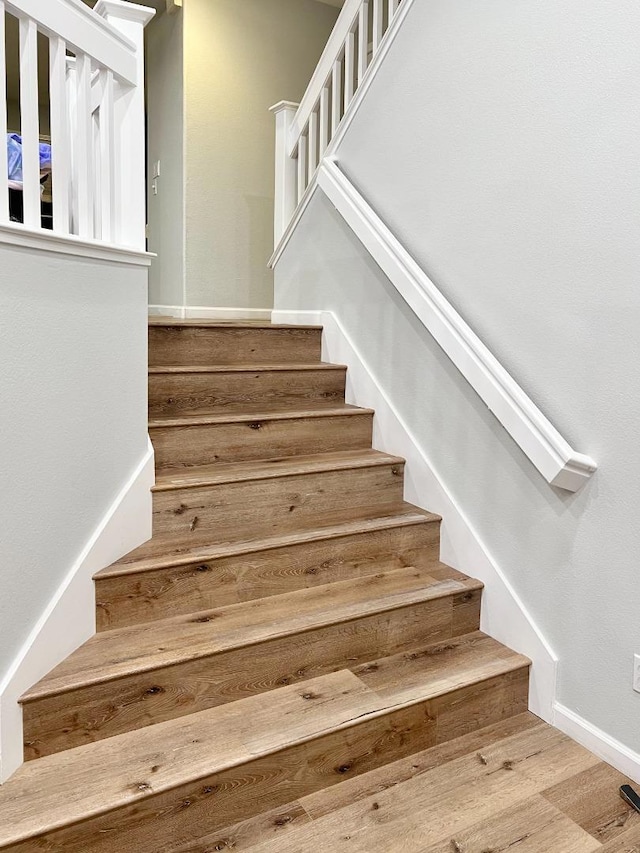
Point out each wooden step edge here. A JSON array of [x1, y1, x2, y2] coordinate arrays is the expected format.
[[148, 363, 346, 375], [152, 451, 406, 493], [95, 509, 441, 579], [21, 573, 483, 704], [147, 406, 375, 430], [3, 657, 529, 849], [148, 319, 323, 330]]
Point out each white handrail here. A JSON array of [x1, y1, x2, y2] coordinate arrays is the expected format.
[[1, 0, 154, 249], [318, 160, 597, 492]]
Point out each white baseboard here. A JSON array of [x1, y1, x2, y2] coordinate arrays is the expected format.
[[273, 308, 558, 723], [148, 305, 273, 321], [0, 439, 155, 783], [554, 702, 640, 784]]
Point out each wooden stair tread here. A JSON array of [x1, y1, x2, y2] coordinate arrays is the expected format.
[[152, 449, 405, 492], [22, 566, 481, 701], [97, 508, 440, 578], [1, 640, 528, 849], [148, 363, 345, 374], [148, 319, 322, 329], [147, 404, 373, 429]]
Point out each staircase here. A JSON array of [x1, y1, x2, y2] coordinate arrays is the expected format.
[[0, 320, 530, 851]]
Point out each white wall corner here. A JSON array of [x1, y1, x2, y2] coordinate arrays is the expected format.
[[272, 308, 559, 724], [554, 702, 640, 784], [0, 439, 155, 784]]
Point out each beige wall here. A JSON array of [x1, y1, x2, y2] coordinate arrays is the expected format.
[[182, 0, 339, 310]]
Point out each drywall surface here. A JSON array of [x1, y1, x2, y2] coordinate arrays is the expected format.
[[0, 244, 148, 681], [276, 144, 640, 765], [146, 8, 185, 306], [183, 0, 338, 309], [333, 0, 640, 753]]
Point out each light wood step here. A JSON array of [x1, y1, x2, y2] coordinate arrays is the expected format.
[[148, 364, 346, 416], [94, 509, 442, 631], [21, 566, 483, 759], [145, 450, 407, 555], [149, 321, 323, 367], [3, 641, 528, 852], [149, 405, 374, 470]]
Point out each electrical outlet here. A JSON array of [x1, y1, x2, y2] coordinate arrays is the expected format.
[[634, 654, 640, 693]]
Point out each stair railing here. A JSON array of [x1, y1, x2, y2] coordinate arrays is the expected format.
[[0, 0, 154, 250], [270, 0, 404, 245]]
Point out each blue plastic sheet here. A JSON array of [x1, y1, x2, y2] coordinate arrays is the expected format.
[[7, 133, 52, 184]]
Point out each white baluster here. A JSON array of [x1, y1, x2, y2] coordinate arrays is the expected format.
[[331, 57, 342, 136], [75, 52, 93, 238], [19, 16, 40, 229], [269, 100, 298, 244], [94, 0, 155, 249], [344, 29, 355, 107], [99, 68, 115, 241], [373, 0, 384, 52], [389, 0, 399, 20], [308, 110, 318, 182], [357, 1, 369, 86], [297, 134, 308, 204], [49, 36, 70, 234], [0, 2, 8, 224], [319, 86, 330, 157]]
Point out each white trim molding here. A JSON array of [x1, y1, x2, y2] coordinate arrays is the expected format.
[[0, 223, 153, 266], [313, 160, 597, 493], [554, 702, 640, 784], [272, 308, 559, 722], [0, 439, 154, 783], [148, 305, 273, 321]]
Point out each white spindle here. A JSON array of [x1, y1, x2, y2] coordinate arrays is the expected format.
[[308, 110, 318, 182], [99, 68, 115, 241], [344, 29, 355, 107], [357, 1, 369, 86], [19, 16, 40, 228], [0, 2, 8, 224], [331, 58, 342, 136], [49, 36, 70, 234], [389, 0, 399, 19], [319, 86, 330, 157], [270, 101, 298, 245], [297, 134, 308, 204], [373, 0, 384, 52], [75, 52, 94, 238]]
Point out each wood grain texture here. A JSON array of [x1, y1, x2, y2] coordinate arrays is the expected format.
[[149, 323, 323, 366], [23, 569, 483, 757], [95, 512, 442, 630], [148, 365, 346, 416], [150, 407, 374, 470]]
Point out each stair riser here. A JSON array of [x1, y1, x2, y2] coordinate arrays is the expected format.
[[151, 413, 373, 470], [23, 590, 481, 759], [13, 669, 528, 852], [148, 369, 346, 417], [96, 520, 442, 631], [147, 463, 406, 554], [149, 325, 322, 366]]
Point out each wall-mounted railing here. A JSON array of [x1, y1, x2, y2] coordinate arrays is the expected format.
[[0, 0, 154, 251], [270, 0, 404, 244]]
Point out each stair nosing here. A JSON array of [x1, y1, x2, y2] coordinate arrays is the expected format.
[[147, 406, 375, 429], [148, 320, 323, 330], [21, 572, 483, 703], [148, 363, 346, 374], [4, 646, 530, 849], [151, 450, 405, 493], [95, 510, 441, 579]]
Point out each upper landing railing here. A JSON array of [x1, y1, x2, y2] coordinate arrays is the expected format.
[[0, 0, 154, 251]]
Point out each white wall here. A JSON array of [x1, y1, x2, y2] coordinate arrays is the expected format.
[[0, 244, 149, 689], [275, 0, 640, 757], [146, 7, 185, 307], [182, 0, 339, 311]]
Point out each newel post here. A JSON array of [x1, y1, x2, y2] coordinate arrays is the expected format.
[[94, 0, 155, 249], [270, 101, 299, 246]]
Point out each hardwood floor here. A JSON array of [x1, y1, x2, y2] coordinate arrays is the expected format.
[[0, 320, 631, 851]]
